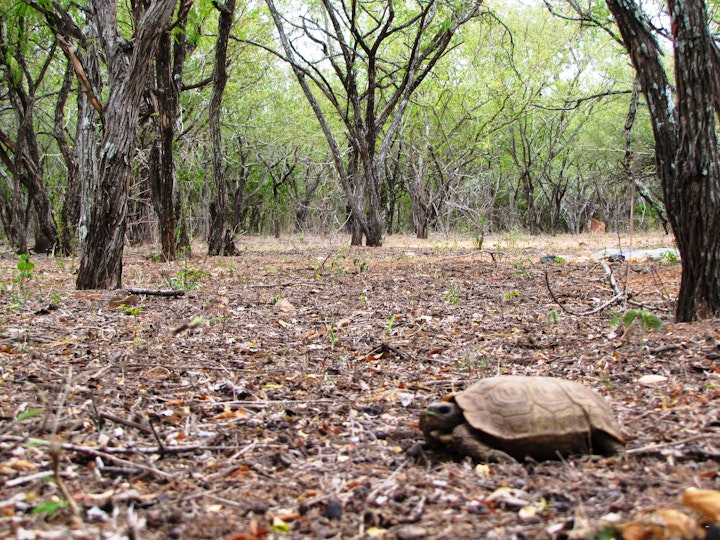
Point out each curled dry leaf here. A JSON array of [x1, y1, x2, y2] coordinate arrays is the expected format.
[[637, 375, 669, 386], [213, 408, 250, 421], [682, 487, 720, 522], [619, 508, 704, 540], [273, 298, 295, 313], [108, 294, 139, 308]]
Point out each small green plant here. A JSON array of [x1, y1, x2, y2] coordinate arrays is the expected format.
[[331, 253, 346, 274], [31, 499, 68, 516], [353, 256, 369, 272], [216, 260, 236, 272], [511, 258, 533, 277], [553, 255, 566, 264], [611, 308, 661, 340], [503, 290, 521, 302], [119, 304, 142, 318], [16, 253, 34, 283], [546, 309, 560, 326], [506, 228, 521, 250], [622, 308, 661, 332], [474, 232, 484, 250], [595, 525, 619, 540], [119, 304, 143, 338], [384, 314, 396, 336], [442, 283, 460, 304], [11, 253, 35, 306], [598, 375, 614, 391], [659, 250, 680, 265], [17, 408, 44, 422], [171, 264, 208, 290], [327, 325, 339, 349], [455, 356, 487, 371]]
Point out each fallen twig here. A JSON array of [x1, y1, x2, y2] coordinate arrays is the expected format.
[[50, 440, 81, 517], [0, 435, 288, 456], [126, 287, 185, 297], [626, 434, 713, 455], [544, 270, 625, 316], [600, 260, 622, 297], [5, 470, 57, 487], [365, 342, 412, 361]]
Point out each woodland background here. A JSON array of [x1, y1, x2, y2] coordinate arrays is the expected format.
[[0, 0, 663, 258]]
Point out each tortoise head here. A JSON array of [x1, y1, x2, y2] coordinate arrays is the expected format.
[[419, 398, 465, 442]]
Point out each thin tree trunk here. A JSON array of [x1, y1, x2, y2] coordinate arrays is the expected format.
[[150, 26, 178, 261], [54, 60, 81, 255], [0, 161, 28, 253], [207, 0, 237, 256]]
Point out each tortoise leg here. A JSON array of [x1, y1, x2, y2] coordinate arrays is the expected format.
[[593, 433, 626, 456], [452, 424, 517, 463]]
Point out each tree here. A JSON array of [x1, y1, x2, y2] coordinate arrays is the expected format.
[[146, 0, 193, 261], [75, 0, 177, 288], [207, 0, 239, 256], [263, 0, 482, 246], [0, 12, 59, 253], [604, 0, 720, 320], [397, 101, 478, 238], [27, 0, 104, 255]]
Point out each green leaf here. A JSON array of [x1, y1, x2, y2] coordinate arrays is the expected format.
[[271, 516, 290, 534], [640, 311, 661, 331], [17, 408, 44, 422], [622, 309, 639, 327], [31, 499, 68, 516]]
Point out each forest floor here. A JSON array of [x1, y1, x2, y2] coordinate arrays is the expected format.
[[1, 231, 719, 539]]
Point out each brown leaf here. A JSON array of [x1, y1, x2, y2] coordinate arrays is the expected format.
[[682, 487, 720, 522], [619, 508, 704, 540], [273, 298, 295, 312], [109, 294, 139, 308]]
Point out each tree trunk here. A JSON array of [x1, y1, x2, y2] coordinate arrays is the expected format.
[[666, 0, 720, 320], [150, 27, 178, 261], [76, 0, 177, 289], [414, 210, 429, 240], [207, 0, 237, 256], [0, 32, 59, 253], [148, 0, 191, 260], [0, 165, 28, 254], [18, 113, 58, 253], [606, 0, 720, 320], [172, 16, 192, 255], [74, 36, 102, 258], [54, 61, 82, 255]]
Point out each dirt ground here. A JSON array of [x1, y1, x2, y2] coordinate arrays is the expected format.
[[1, 231, 719, 539]]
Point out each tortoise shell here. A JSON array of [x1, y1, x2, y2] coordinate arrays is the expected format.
[[420, 376, 625, 461]]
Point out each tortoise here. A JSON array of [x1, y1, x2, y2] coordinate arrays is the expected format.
[[419, 376, 625, 462]]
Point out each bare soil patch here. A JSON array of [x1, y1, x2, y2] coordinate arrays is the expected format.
[[1, 232, 718, 539]]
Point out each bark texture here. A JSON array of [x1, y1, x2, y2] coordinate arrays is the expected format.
[[606, 0, 720, 320], [207, 0, 238, 256], [666, 0, 720, 320], [76, 0, 177, 289]]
